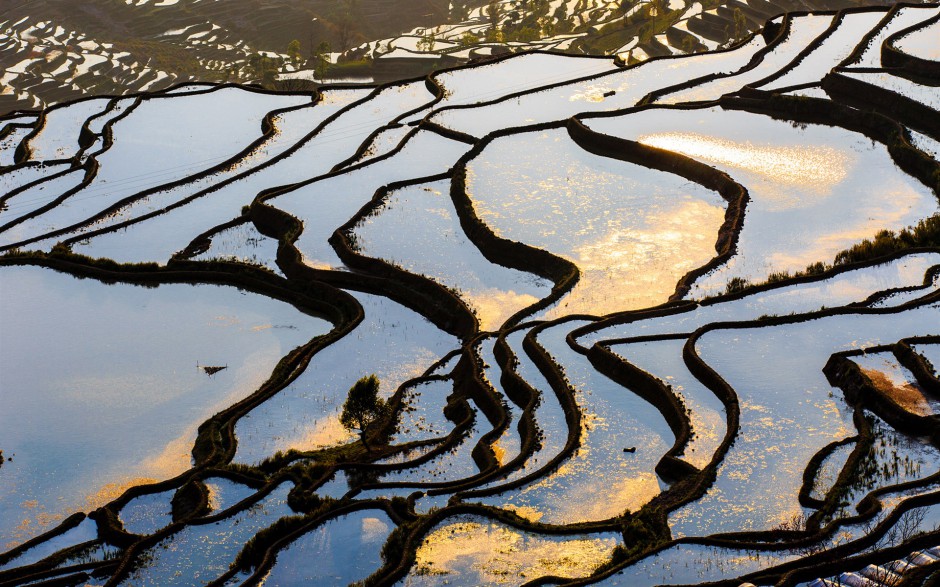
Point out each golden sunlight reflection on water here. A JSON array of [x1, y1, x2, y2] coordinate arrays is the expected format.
[[481, 396, 665, 524], [490, 449, 662, 523], [546, 198, 725, 318], [467, 132, 729, 319], [637, 122, 938, 297], [293, 415, 357, 450], [471, 289, 541, 330], [638, 132, 851, 197], [9, 475, 160, 551], [84, 478, 161, 512], [407, 519, 619, 585]]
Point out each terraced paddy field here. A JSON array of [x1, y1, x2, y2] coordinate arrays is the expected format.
[[1, 4, 940, 587], [0, 0, 910, 115]]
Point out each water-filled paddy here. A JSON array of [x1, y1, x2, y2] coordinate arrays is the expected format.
[[232, 291, 457, 464], [869, 268, 940, 307], [893, 16, 940, 60], [610, 338, 726, 469], [820, 413, 940, 524], [0, 115, 38, 135], [469, 328, 569, 491], [847, 5, 940, 67], [190, 221, 282, 275], [260, 509, 394, 586], [67, 88, 369, 238], [69, 85, 432, 264], [2, 5, 939, 584], [0, 517, 99, 572], [913, 344, 940, 376], [0, 265, 329, 548], [205, 477, 258, 513], [466, 127, 727, 318], [810, 441, 856, 502], [596, 542, 795, 586], [431, 53, 618, 109], [0, 162, 70, 198], [475, 321, 672, 524], [2, 88, 311, 248], [758, 11, 887, 91], [84, 97, 136, 136], [0, 130, 31, 169], [119, 483, 294, 586], [352, 179, 552, 330], [669, 302, 940, 537], [837, 70, 940, 111], [577, 252, 940, 345], [430, 36, 766, 137], [353, 124, 413, 163], [0, 168, 87, 235], [584, 107, 940, 296], [119, 489, 175, 535], [399, 514, 621, 586], [370, 398, 488, 486], [656, 14, 835, 103], [24, 97, 111, 161], [386, 378, 456, 448], [273, 130, 471, 270], [478, 337, 524, 467]]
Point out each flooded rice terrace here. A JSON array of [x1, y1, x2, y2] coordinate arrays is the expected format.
[[1, 4, 940, 586]]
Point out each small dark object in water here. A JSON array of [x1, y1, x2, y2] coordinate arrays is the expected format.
[[623, 447, 636, 453], [603, 90, 616, 97], [201, 365, 228, 376]]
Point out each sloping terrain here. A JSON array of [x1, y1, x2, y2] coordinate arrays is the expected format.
[[0, 0, 908, 114], [1, 4, 940, 587], [0, 0, 454, 113]]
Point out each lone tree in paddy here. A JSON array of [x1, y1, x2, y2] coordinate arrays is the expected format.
[[340, 374, 390, 450]]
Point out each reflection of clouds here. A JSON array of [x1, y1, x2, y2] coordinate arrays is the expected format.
[[361, 516, 392, 543], [469, 130, 728, 319], [511, 463, 660, 523], [486, 389, 664, 523], [550, 199, 725, 318], [765, 181, 930, 269], [634, 115, 940, 293], [467, 288, 540, 331]]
